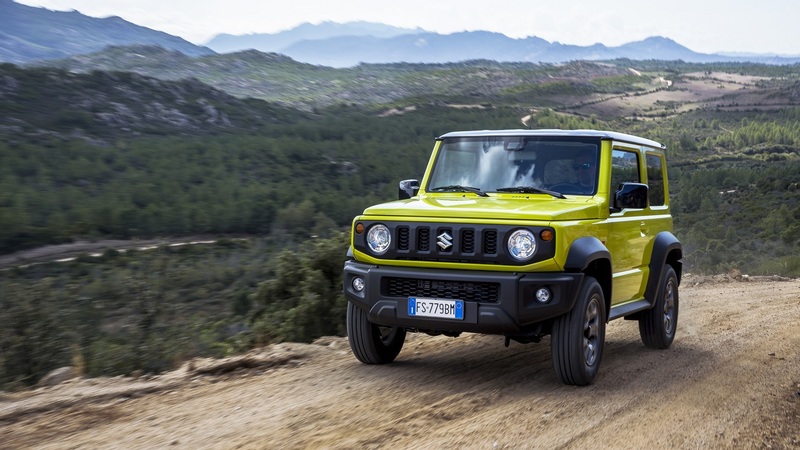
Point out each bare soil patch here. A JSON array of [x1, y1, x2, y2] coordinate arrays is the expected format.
[[565, 71, 800, 119]]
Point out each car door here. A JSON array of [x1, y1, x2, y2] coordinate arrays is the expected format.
[[607, 146, 649, 304]]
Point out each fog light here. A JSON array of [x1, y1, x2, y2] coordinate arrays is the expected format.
[[535, 287, 552, 304], [352, 277, 365, 292]]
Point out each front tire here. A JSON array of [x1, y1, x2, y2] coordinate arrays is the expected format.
[[347, 302, 406, 364], [551, 276, 606, 386], [639, 265, 679, 349]]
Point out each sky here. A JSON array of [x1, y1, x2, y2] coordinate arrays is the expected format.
[[15, 0, 800, 56]]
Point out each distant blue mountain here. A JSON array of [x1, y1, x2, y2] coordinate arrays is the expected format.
[[267, 32, 695, 67], [208, 23, 800, 68], [206, 21, 424, 54], [0, 0, 213, 63]]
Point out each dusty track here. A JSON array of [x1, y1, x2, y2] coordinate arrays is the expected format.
[[2, 276, 799, 449], [0, 237, 223, 270]]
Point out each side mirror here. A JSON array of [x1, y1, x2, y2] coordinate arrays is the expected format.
[[614, 183, 648, 210], [398, 179, 420, 200]]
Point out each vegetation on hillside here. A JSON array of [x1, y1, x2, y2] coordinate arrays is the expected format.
[[1, 236, 348, 389], [38, 48, 639, 109], [0, 103, 521, 253], [0, 64, 302, 139], [2, 57, 800, 389]]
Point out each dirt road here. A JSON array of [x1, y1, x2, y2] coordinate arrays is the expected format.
[[2, 276, 799, 449], [0, 237, 222, 270]]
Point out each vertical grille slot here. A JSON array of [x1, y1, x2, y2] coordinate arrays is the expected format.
[[461, 229, 475, 253], [417, 227, 430, 251], [397, 227, 410, 250], [483, 230, 498, 254]]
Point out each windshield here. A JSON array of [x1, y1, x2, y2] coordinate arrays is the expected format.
[[426, 136, 600, 195]]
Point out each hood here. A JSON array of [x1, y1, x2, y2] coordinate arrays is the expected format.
[[361, 193, 604, 221]]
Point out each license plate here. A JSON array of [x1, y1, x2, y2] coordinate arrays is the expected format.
[[408, 297, 464, 320]]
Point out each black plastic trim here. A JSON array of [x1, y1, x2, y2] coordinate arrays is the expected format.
[[644, 232, 683, 304], [564, 236, 610, 272], [343, 261, 582, 335], [608, 299, 651, 321]]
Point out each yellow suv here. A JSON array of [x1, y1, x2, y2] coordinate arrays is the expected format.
[[343, 129, 682, 385]]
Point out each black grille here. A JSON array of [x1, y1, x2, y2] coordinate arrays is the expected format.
[[461, 229, 475, 253], [483, 230, 498, 254], [397, 227, 410, 250], [418, 228, 430, 251], [385, 277, 500, 303]]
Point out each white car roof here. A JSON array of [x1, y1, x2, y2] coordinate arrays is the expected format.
[[437, 129, 665, 150]]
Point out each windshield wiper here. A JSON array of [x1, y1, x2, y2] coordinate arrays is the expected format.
[[429, 185, 489, 197], [495, 186, 566, 199]]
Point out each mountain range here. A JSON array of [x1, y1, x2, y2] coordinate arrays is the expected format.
[[0, 0, 212, 63], [208, 27, 800, 68], [2, 0, 800, 67]]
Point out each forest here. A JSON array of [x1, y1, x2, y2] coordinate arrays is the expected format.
[[2, 60, 800, 389]]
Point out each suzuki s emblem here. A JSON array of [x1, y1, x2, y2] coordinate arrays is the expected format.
[[437, 231, 453, 250]]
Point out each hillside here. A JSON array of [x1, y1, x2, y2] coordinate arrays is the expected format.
[[36, 46, 641, 109], [0, 62, 531, 254], [2, 278, 799, 449], [3, 60, 800, 264], [0, 63, 301, 140], [31, 45, 800, 115], [3, 57, 800, 391], [0, 0, 213, 63]]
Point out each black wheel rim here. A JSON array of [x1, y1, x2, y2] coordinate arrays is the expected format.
[[377, 325, 397, 346], [583, 297, 600, 366], [663, 278, 676, 335]]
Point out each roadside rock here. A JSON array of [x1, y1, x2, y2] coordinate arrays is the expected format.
[[37, 367, 79, 387]]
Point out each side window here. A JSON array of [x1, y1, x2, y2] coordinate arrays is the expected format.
[[611, 149, 640, 192], [646, 153, 665, 206]]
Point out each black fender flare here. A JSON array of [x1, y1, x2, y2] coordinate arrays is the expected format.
[[644, 232, 683, 305], [564, 236, 610, 272], [565, 236, 612, 316]]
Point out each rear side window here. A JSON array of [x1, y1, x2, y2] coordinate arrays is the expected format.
[[646, 153, 665, 207]]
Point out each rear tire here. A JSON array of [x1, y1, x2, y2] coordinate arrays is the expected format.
[[639, 265, 679, 349], [551, 276, 606, 386], [347, 302, 406, 364]]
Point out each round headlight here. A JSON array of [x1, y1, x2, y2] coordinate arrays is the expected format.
[[366, 224, 391, 255], [507, 229, 537, 261]]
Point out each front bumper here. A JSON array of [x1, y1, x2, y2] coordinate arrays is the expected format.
[[343, 261, 583, 335]]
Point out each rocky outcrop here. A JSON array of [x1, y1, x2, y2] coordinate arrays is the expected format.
[[37, 367, 79, 387]]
